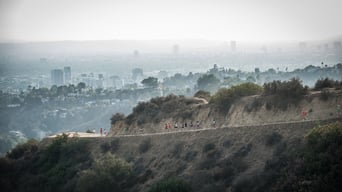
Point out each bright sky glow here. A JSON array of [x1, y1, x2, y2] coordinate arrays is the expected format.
[[0, 0, 341, 42]]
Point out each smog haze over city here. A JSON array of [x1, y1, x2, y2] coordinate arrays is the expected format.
[[0, 0, 342, 155]]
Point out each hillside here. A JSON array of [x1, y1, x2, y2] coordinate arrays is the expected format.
[[110, 90, 342, 135], [1, 89, 342, 192]]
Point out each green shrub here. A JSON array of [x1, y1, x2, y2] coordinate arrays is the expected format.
[[234, 143, 252, 157], [110, 139, 120, 152], [183, 151, 198, 162], [197, 74, 220, 93], [319, 89, 331, 101], [101, 142, 111, 153], [273, 122, 342, 192], [202, 143, 216, 153], [6, 139, 38, 159], [264, 132, 282, 146], [139, 138, 152, 153], [314, 78, 341, 90], [148, 177, 192, 192], [263, 78, 308, 110], [172, 142, 184, 158], [211, 83, 263, 113], [110, 113, 125, 125], [76, 153, 134, 192]]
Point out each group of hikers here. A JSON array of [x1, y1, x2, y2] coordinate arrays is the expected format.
[[164, 119, 216, 130]]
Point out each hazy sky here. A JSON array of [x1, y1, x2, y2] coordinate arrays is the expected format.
[[0, 0, 341, 42]]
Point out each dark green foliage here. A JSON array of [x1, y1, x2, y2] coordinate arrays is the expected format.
[[110, 113, 125, 125], [172, 142, 184, 158], [319, 89, 331, 101], [76, 153, 135, 192], [263, 78, 308, 110], [139, 138, 152, 153], [211, 83, 263, 113], [264, 132, 282, 146], [202, 143, 216, 152], [272, 122, 342, 192], [148, 177, 192, 192], [222, 140, 232, 148], [232, 122, 342, 192], [314, 78, 342, 90], [6, 139, 38, 159], [141, 77, 158, 88], [101, 142, 111, 153], [127, 94, 200, 125], [0, 134, 93, 192], [234, 143, 252, 157], [183, 150, 198, 162], [197, 74, 220, 93], [214, 157, 249, 186], [110, 139, 120, 152]]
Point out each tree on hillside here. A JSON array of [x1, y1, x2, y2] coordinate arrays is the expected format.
[[77, 82, 86, 93], [111, 113, 125, 125], [197, 74, 220, 93], [142, 77, 158, 88], [211, 83, 263, 113]]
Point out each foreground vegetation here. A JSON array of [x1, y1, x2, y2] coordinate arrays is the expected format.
[[1, 121, 341, 192]]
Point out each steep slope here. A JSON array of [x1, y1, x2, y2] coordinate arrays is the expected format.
[[110, 90, 342, 135]]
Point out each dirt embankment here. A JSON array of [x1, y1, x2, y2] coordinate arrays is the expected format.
[[110, 91, 342, 135]]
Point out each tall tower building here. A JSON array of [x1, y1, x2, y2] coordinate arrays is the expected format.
[[64, 66, 71, 84], [173, 44, 179, 55], [333, 41, 341, 50], [51, 69, 64, 86], [299, 42, 307, 51], [230, 41, 237, 52]]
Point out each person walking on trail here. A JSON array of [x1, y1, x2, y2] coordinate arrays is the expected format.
[[174, 122, 178, 128], [212, 119, 216, 128], [168, 122, 171, 129], [190, 121, 193, 127], [100, 128, 103, 136], [301, 108, 307, 120], [196, 121, 200, 128]]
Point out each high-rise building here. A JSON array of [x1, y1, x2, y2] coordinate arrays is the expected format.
[[51, 69, 64, 86], [64, 66, 71, 84], [173, 44, 179, 55], [299, 42, 307, 51], [230, 41, 237, 52], [333, 41, 341, 50]]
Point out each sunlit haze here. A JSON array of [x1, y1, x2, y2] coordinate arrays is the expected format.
[[1, 0, 342, 42]]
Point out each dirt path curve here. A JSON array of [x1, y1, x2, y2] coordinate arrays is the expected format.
[[193, 97, 209, 104]]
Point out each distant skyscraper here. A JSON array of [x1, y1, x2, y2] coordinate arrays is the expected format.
[[51, 69, 64, 86], [333, 41, 341, 50], [133, 50, 139, 57], [299, 42, 307, 51], [173, 44, 179, 55], [230, 41, 236, 52], [64, 66, 71, 84]]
